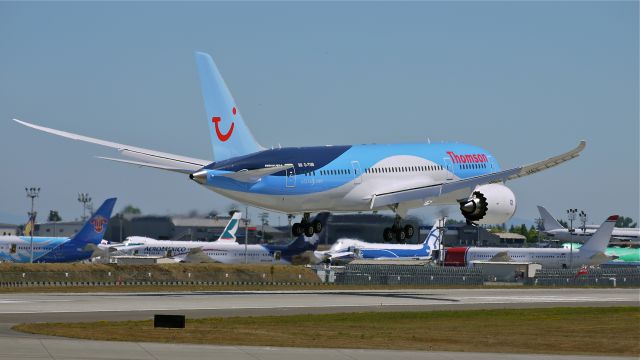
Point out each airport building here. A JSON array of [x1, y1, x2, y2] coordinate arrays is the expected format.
[[0, 223, 17, 236], [104, 215, 267, 243]]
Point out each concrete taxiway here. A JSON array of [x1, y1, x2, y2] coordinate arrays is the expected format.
[[0, 288, 637, 359]]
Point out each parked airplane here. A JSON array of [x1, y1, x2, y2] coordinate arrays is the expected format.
[[561, 243, 640, 264], [117, 213, 328, 264], [13, 52, 586, 242], [314, 217, 445, 264], [538, 206, 639, 241], [0, 198, 116, 263], [111, 211, 243, 257], [444, 215, 619, 268]]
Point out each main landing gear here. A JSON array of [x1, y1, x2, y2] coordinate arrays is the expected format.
[[382, 215, 414, 243], [291, 213, 323, 237]]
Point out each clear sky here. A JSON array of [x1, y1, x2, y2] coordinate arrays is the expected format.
[[0, 2, 638, 227]]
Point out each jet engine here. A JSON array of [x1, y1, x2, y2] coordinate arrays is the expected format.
[[459, 183, 516, 225]]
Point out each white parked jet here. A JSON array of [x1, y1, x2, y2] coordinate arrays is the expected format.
[[538, 206, 639, 241], [314, 218, 445, 264], [445, 215, 619, 268], [114, 212, 327, 264]]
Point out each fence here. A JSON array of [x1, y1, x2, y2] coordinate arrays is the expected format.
[[526, 266, 640, 287], [334, 264, 483, 285]]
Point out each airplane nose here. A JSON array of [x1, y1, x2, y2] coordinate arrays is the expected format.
[[189, 170, 208, 185]]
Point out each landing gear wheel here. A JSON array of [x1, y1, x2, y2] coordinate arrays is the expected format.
[[303, 223, 315, 237], [383, 228, 394, 242], [404, 225, 415, 239], [292, 223, 303, 237], [395, 228, 406, 242], [311, 220, 323, 234]]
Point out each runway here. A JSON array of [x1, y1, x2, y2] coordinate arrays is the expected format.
[[0, 288, 637, 359]]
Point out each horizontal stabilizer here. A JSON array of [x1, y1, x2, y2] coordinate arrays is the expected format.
[[97, 156, 194, 174], [219, 165, 293, 183], [13, 118, 209, 171]]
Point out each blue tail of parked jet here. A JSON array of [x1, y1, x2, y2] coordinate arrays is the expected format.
[[36, 198, 117, 262], [195, 52, 263, 162]]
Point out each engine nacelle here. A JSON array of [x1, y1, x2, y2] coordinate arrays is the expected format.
[[459, 183, 516, 225]]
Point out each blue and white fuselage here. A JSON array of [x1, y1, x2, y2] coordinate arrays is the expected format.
[[314, 218, 443, 263], [197, 143, 498, 214]]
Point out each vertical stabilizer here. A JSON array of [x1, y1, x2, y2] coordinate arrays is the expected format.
[[195, 52, 263, 161], [216, 212, 243, 242], [424, 217, 446, 251], [36, 198, 116, 262], [580, 215, 618, 253], [537, 205, 565, 231]]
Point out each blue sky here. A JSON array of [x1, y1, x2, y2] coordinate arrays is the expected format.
[[0, 2, 637, 227]]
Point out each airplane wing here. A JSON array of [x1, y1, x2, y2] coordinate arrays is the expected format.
[[488, 251, 512, 262], [13, 119, 209, 172], [314, 250, 355, 263], [173, 247, 216, 263], [218, 165, 294, 183], [370, 141, 585, 209]]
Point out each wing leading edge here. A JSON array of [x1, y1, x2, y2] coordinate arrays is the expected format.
[[370, 141, 586, 209]]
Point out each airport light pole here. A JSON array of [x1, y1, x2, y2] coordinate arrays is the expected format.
[[78, 193, 92, 221], [259, 212, 269, 244], [25, 187, 40, 263], [244, 206, 249, 264], [579, 210, 587, 235], [567, 208, 577, 268], [534, 217, 544, 247]]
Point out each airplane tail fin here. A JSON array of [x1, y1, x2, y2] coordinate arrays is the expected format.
[[215, 212, 243, 242], [36, 198, 116, 262], [580, 215, 617, 253], [423, 217, 446, 251], [23, 213, 36, 236], [195, 52, 264, 162], [537, 205, 565, 231], [66, 198, 117, 248]]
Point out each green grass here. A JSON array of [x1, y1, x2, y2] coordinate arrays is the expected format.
[[14, 307, 640, 356]]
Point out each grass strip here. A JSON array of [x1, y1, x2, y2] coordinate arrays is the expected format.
[[14, 307, 639, 356]]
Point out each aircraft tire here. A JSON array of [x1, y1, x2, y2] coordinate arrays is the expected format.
[[383, 228, 394, 242], [292, 223, 303, 236], [312, 220, 323, 233], [404, 225, 415, 239], [395, 229, 406, 242], [303, 223, 315, 237]]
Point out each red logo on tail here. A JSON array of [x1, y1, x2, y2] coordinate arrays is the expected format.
[[90, 216, 108, 233], [212, 107, 236, 142]]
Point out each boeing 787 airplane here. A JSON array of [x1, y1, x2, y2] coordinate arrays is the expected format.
[[13, 52, 585, 242]]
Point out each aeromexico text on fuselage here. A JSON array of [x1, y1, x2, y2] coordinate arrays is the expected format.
[[203, 143, 496, 194]]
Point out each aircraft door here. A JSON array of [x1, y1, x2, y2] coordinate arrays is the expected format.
[[10, 244, 16, 254], [351, 161, 362, 184], [443, 158, 454, 180], [273, 251, 282, 262], [285, 165, 296, 188]]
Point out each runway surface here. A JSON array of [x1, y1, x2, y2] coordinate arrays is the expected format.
[[0, 288, 637, 359]]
